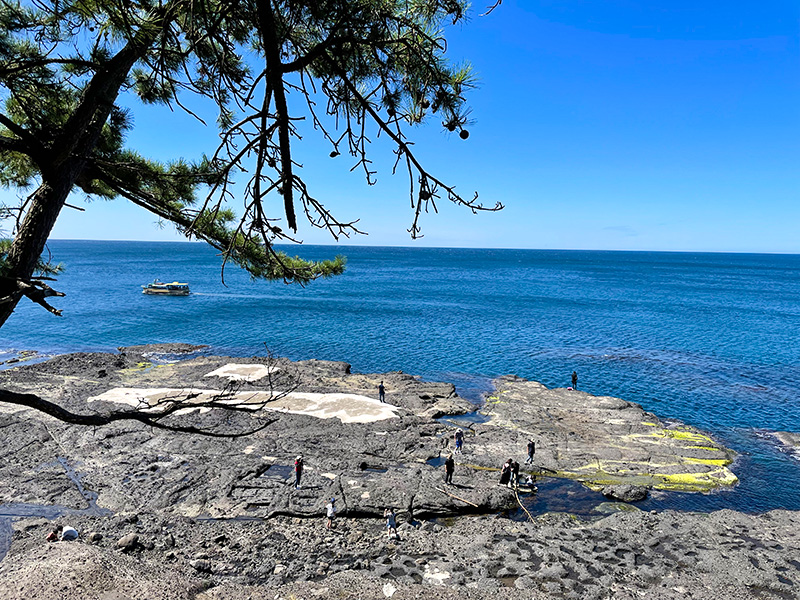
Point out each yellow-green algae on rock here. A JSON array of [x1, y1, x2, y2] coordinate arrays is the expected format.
[[475, 376, 738, 493], [119, 361, 154, 375]]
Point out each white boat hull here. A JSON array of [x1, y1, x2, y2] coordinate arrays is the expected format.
[[142, 280, 190, 296]]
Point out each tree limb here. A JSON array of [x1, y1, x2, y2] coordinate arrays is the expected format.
[[0, 387, 279, 437], [255, 0, 297, 232], [0, 57, 99, 78], [0, 275, 65, 316]]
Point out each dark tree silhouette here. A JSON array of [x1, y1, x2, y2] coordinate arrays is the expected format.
[[0, 0, 502, 327]]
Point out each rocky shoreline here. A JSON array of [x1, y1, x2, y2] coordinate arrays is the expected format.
[[1, 346, 798, 599]]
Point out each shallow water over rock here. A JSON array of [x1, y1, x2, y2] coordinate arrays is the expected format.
[[0, 518, 11, 562]]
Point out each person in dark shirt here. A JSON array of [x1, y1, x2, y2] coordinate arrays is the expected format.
[[378, 381, 386, 402], [454, 429, 464, 454], [444, 454, 455, 485], [499, 459, 512, 486], [511, 460, 520, 489], [525, 439, 535, 464], [294, 455, 304, 489], [385, 508, 398, 540], [571, 371, 578, 389]]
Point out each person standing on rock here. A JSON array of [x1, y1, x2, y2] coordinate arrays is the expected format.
[[571, 371, 578, 389], [511, 460, 520, 489], [294, 455, 304, 489], [525, 439, 536, 464], [444, 453, 455, 485], [454, 429, 464, 454], [326, 498, 337, 529], [384, 508, 398, 540], [499, 459, 512, 486], [378, 380, 385, 403]]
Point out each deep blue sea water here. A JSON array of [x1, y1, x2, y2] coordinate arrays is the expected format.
[[2, 240, 799, 513]]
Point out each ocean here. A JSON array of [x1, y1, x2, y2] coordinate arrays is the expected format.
[[2, 240, 799, 513]]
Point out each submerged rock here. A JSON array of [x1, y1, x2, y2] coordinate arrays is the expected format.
[[601, 484, 649, 502], [773, 431, 800, 461]]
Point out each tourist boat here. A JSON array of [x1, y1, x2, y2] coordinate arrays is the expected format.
[[141, 279, 190, 296]]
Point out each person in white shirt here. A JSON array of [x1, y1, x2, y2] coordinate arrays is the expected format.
[[326, 498, 336, 529]]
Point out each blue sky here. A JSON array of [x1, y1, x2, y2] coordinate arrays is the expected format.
[[30, 1, 800, 252]]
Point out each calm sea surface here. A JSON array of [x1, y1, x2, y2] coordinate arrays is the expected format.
[[2, 240, 799, 513]]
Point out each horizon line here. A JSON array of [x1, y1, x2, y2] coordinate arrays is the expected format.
[[47, 238, 800, 257]]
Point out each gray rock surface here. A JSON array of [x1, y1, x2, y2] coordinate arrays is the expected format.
[[116, 533, 139, 551], [0, 348, 794, 599], [1, 509, 798, 599], [87, 531, 102, 544], [476, 376, 738, 492], [0, 351, 492, 520]]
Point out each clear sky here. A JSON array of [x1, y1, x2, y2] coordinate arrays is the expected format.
[[26, 0, 800, 252]]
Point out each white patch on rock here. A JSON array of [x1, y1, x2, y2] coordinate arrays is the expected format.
[[382, 582, 397, 598], [203, 363, 280, 381], [87, 387, 217, 409], [243, 445, 255, 455], [88, 388, 400, 423], [360, 491, 370, 499], [270, 391, 400, 423], [321, 473, 336, 480], [423, 564, 451, 585]]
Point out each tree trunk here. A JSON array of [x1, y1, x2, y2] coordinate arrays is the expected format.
[[0, 11, 168, 328], [0, 165, 82, 324]]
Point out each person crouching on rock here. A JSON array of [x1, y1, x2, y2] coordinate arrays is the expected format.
[[384, 508, 398, 540], [47, 524, 78, 542], [326, 498, 336, 529], [444, 453, 455, 485], [294, 455, 304, 489]]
